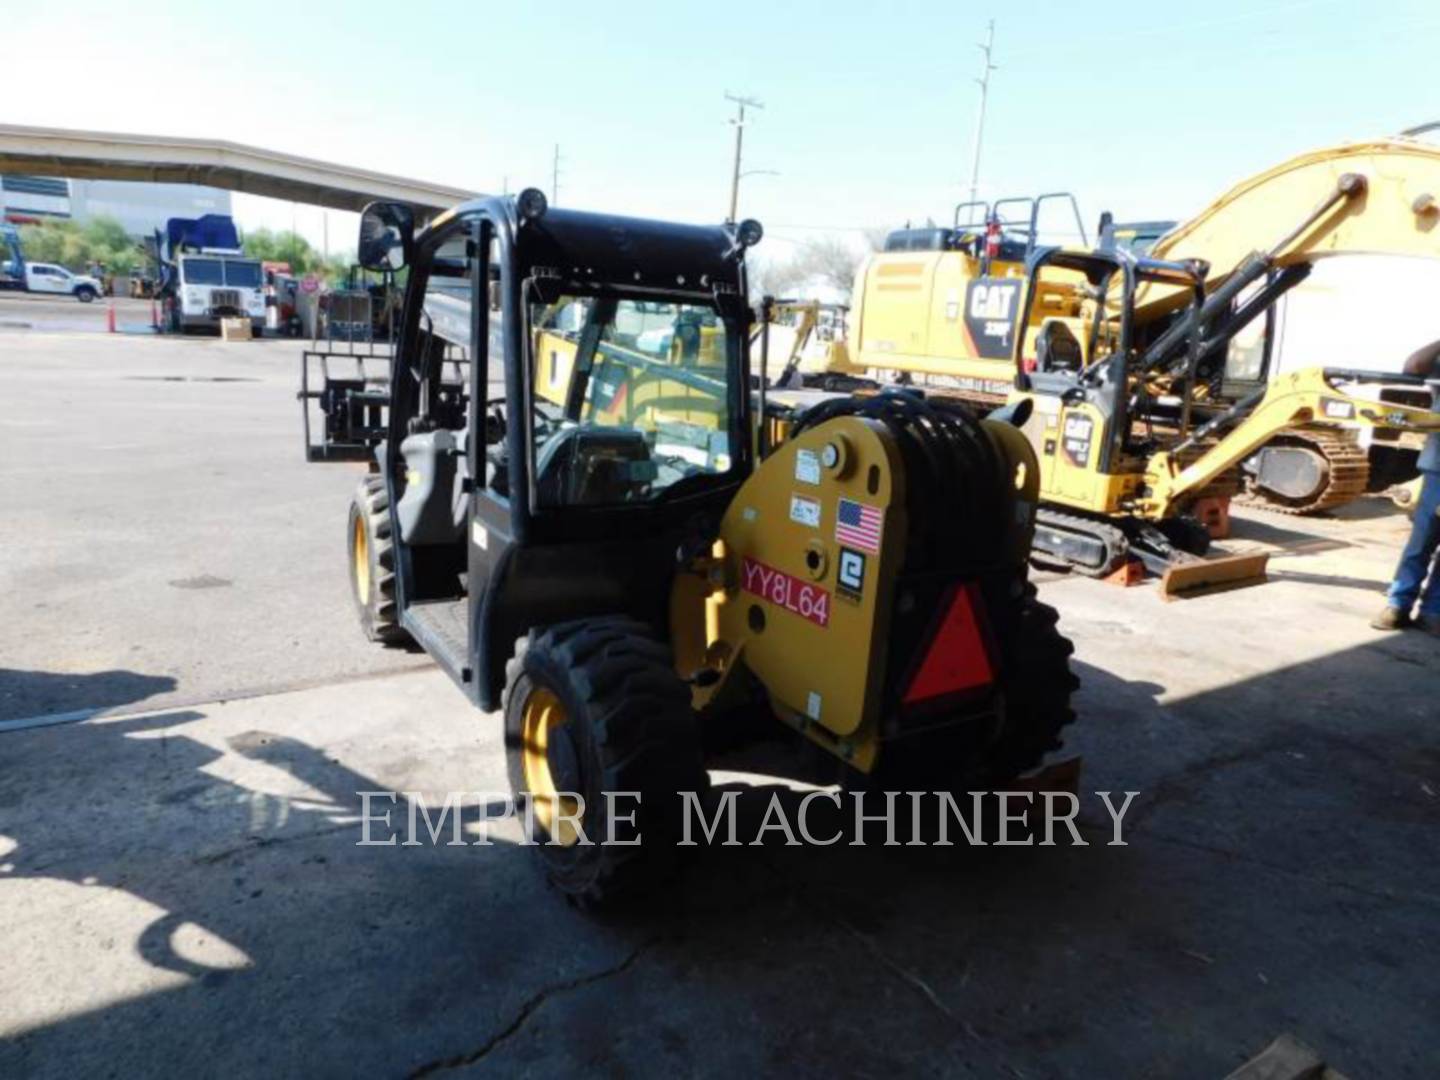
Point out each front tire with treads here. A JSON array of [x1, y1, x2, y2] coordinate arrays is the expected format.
[[348, 475, 407, 645], [503, 617, 706, 907]]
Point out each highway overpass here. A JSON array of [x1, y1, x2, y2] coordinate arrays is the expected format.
[[0, 124, 477, 216]]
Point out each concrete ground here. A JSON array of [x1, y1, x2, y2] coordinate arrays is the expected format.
[[2, 328, 1438, 1078], [0, 292, 160, 335]]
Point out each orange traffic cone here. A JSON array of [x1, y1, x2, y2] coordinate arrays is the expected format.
[[106, 302, 116, 333], [150, 299, 160, 331]]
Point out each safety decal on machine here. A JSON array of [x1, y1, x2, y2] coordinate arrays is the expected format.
[[742, 556, 831, 627], [837, 547, 866, 604], [789, 494, 822, 528], [794, 448, 822, 485], [835, 498, 883, 553]]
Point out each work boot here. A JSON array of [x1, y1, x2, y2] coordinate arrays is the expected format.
[[1417, 614, 1440, 638], [1370, 606, 1411, 631]]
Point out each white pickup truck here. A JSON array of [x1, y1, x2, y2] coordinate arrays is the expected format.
[[170, 254, 266, 332], [17, 262, 104, 302]]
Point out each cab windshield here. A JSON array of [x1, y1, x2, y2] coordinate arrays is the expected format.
[[182, 258, 224, 286], [224, 261, 263, 288], [527, 292, 736, 508]]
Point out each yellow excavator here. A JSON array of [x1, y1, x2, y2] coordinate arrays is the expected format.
[[999, 209, 1440, 592], [749, 298, 870, 391], [847, 137, 1440, 515]]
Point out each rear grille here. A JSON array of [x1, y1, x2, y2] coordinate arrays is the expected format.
[[210, 288, 242, 310]]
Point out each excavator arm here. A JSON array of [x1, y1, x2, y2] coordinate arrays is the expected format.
[[1141, 366, 1440, 517]]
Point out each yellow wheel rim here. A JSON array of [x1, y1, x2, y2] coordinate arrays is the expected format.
[[353, 513, 371, 605], [520, 687, 582, 846]]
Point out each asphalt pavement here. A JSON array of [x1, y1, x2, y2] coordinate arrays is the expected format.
[[2, 325, 1438, 1078]]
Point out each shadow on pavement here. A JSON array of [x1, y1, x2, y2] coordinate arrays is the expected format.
[[1, 635, 1437, 1078], [0, 666, 177, 723]]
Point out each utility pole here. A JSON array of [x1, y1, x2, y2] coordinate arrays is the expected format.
[[967, 20, 997, 207], [725, 92, 763, 223], [551, 145, 562, 206]]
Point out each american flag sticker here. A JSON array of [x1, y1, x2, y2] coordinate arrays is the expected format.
[[835, 498, 883, 553]]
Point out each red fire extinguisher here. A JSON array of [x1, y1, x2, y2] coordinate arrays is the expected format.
[[984, 217, 1001, 262]]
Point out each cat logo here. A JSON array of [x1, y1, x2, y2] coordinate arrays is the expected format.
[[963, 278, 1023, 360], [969, 282, 1019, 320]]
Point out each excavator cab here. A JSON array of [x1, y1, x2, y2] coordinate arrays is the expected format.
[[1007, 248, 1241, 580], [1014, 248, 1206, 478]]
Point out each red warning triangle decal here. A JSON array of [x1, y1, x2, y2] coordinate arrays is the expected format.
[[903, 584, 995, 704]]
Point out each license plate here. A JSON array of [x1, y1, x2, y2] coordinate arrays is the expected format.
[[741, 556, 830, 627]]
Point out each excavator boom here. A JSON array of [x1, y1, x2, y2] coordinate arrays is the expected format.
[[1143, 138, 1440, 313]]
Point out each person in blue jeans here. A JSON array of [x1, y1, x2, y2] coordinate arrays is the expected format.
[[1373, 339, 1440, 635]]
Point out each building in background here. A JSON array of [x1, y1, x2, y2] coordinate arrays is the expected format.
[[1, 176, 232, 236]]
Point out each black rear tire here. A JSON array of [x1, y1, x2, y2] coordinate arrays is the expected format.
[[503, 617, 706, 907], [348, 475, 407, 645], [982, 591, 1079, 783]]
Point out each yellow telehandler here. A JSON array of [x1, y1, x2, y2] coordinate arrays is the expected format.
[[322, 190, 1078, 904]]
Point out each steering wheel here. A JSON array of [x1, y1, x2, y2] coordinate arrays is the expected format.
[[484, 396, 566, 445]]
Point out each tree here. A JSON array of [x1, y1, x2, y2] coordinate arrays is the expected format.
[[796, 236, 865, 298], [241, 227, 320, 273], [17, 216, 143, 275], [241, 228, 357, 285], [750, 236, 869, 301]]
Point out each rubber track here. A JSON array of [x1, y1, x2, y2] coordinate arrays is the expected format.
[[1236, 426, 1371, 515], [1033, 507, 1131, 577]]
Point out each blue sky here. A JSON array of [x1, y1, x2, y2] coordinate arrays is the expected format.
[[5, 0, 1438, 259]]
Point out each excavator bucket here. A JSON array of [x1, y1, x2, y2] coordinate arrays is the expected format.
[[1158, 551, 1270, 601]]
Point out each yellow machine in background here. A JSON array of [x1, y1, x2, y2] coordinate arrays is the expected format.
[[846, 137, 1440, 514], [1005, 245, 1440, 596], [749, 298, 868, 390], [849, 194, 1089, 398]]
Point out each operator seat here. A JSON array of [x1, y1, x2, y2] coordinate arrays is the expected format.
[[1035, 319, 1084, 373], [396, 427, 468, 544]]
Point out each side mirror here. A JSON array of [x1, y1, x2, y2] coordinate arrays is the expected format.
[[358, 201, 414, 272]]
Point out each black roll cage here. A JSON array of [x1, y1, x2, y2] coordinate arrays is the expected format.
[[1014, 247, 1206, 468], [386, 196, 756, 548]]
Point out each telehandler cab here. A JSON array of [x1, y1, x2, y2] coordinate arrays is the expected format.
[[333, 190, 1078, 904]]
